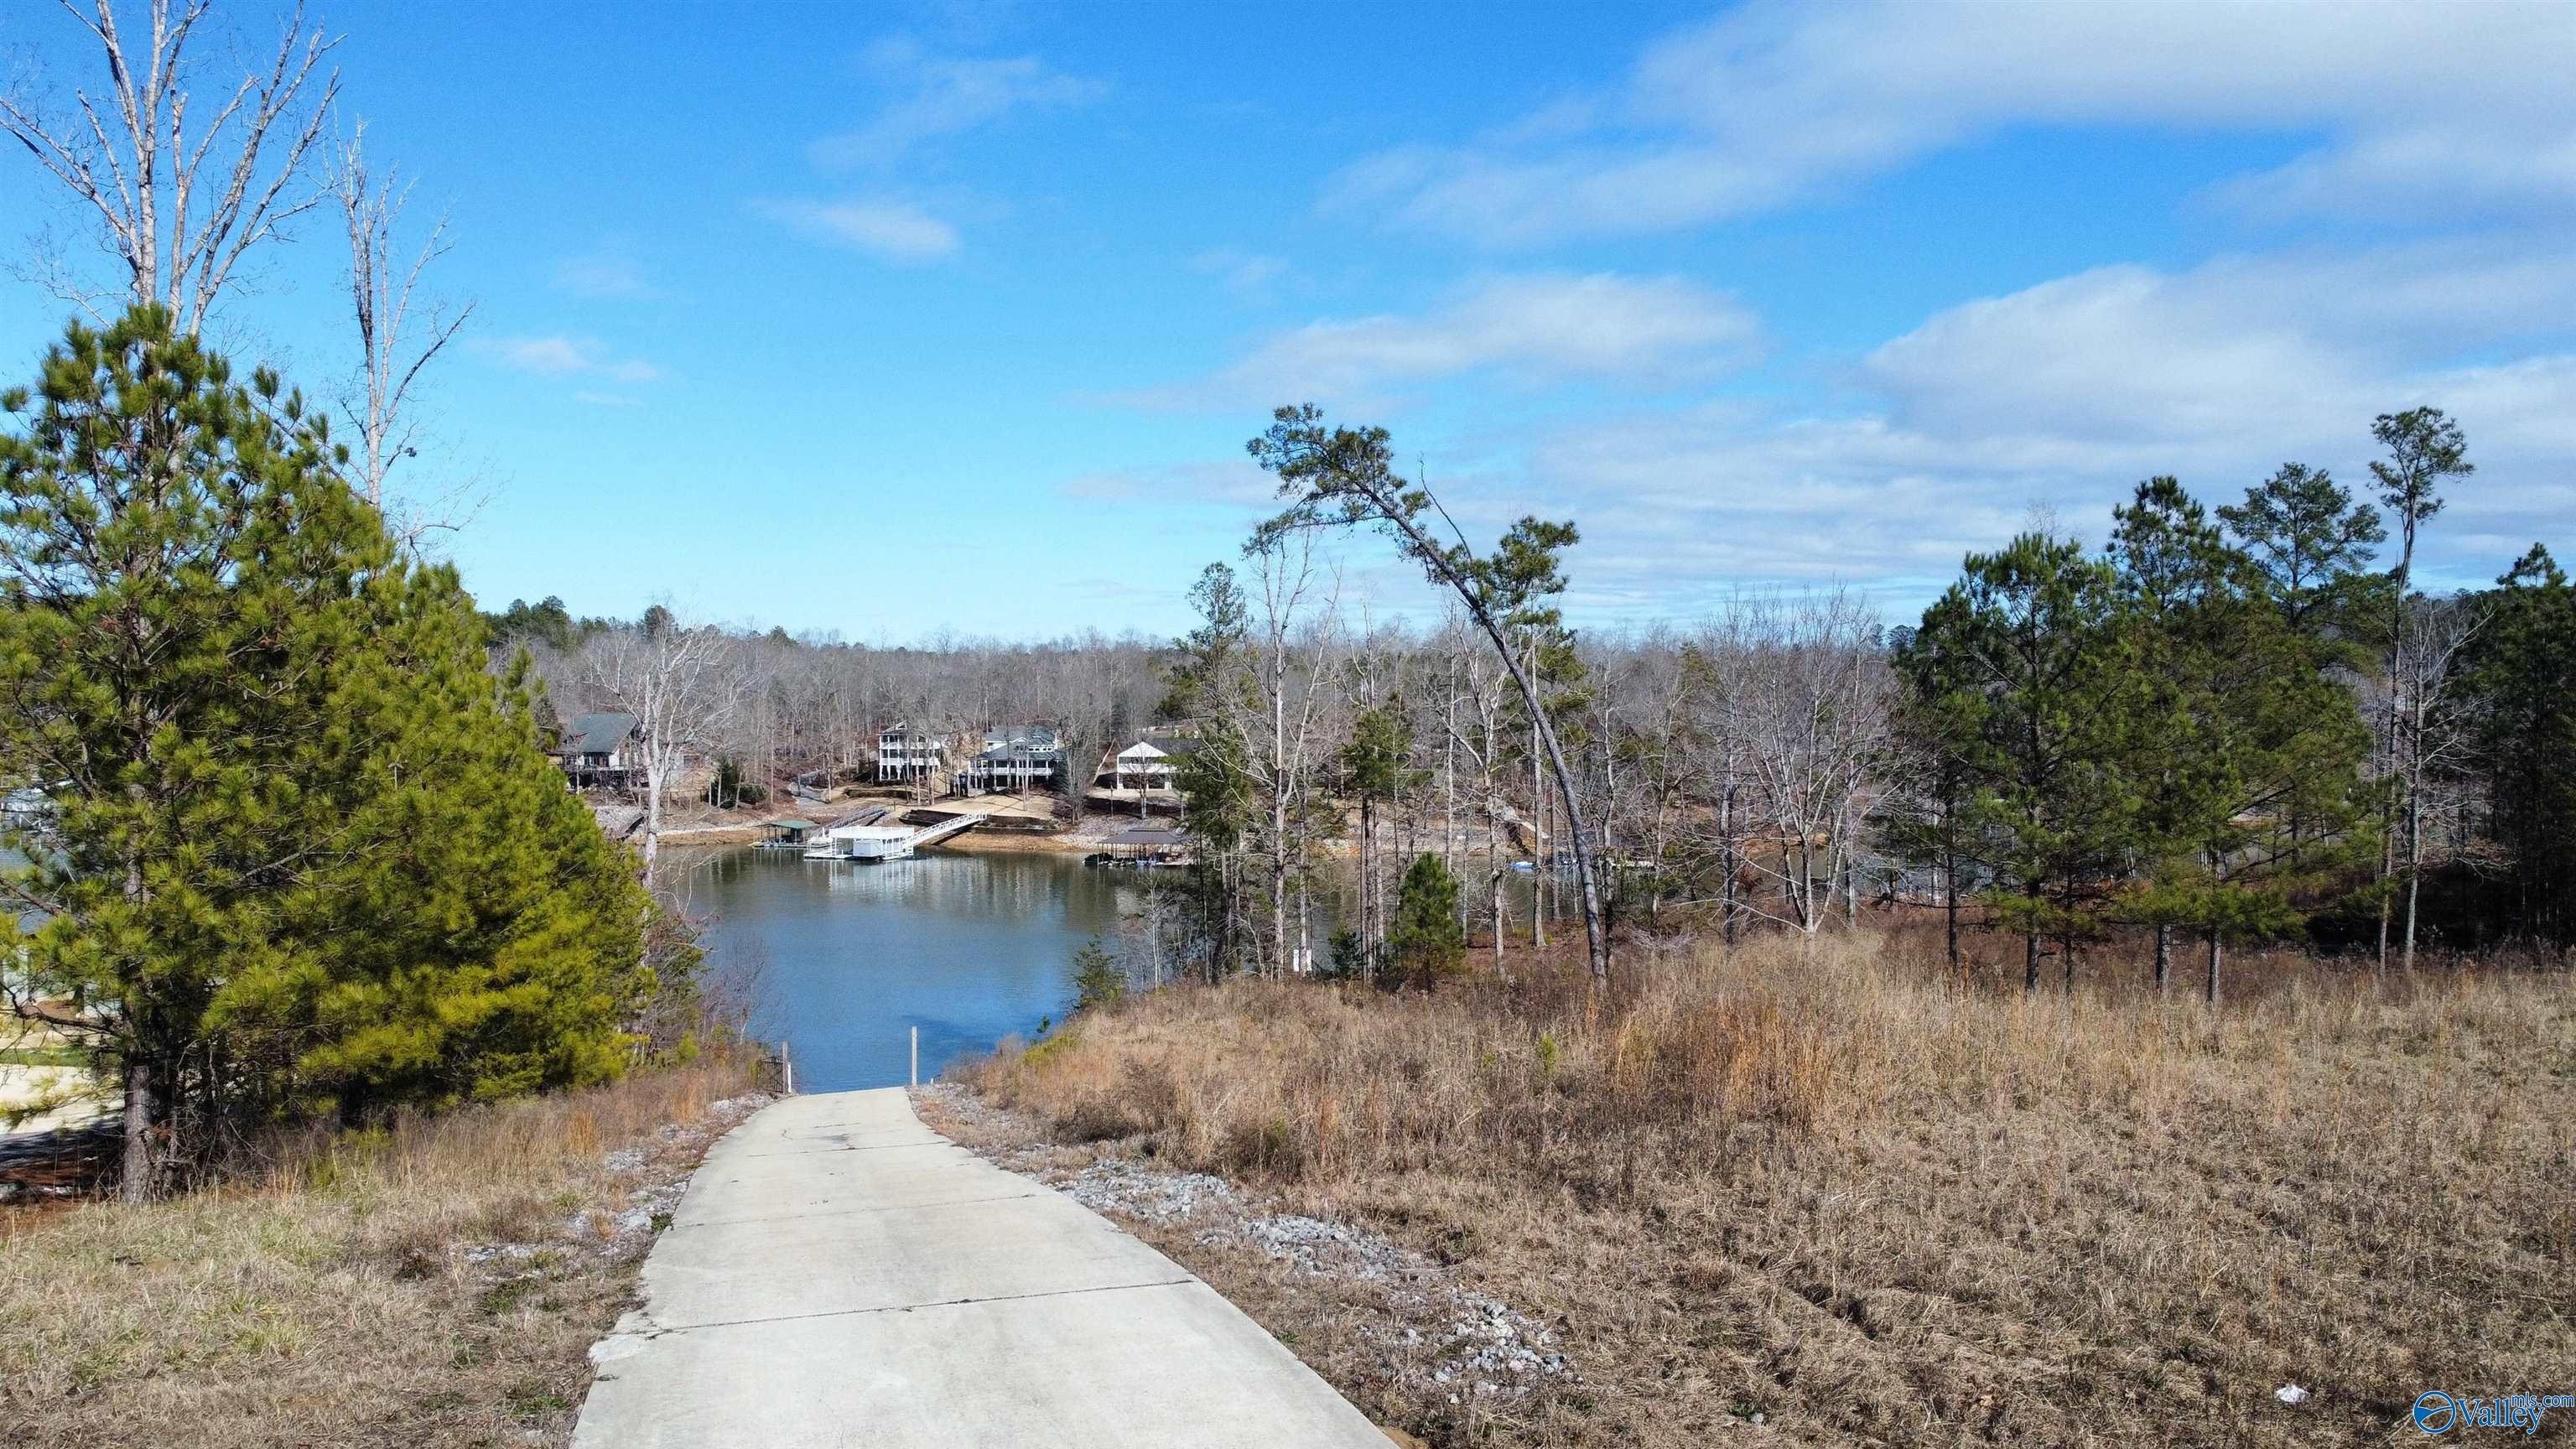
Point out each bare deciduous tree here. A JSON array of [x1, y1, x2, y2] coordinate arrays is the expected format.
[[1438, 610, 1520, 977], [2393, 593, 2485, 971], [1733, 591, 1892, 937], [576, 613, 747, 880], [2, 0, 340, 332], [327, 122, 476, 544], [1241, 532, 1340, 977]]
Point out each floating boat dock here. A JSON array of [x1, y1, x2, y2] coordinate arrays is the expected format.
[[802, 806, 996, 863]]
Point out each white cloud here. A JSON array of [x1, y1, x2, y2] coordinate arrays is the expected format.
[[756, 197, 960, 262], [554, 252, 659, 300], [1059, 458, 1276, 506], [477, 335, 666, 384], [1189, 247, 1293, 296], [1494, 242, 2576, 615], [812, 37, 1104, 169], [483, 336, 590, 375], [1331, 0, 2576, 243], [1859, 239, 2576, 470], [1135, 273, 1763, 411]]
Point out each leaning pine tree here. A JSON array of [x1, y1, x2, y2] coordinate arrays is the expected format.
[[0, 309, 658, 1199], [1249, 404, 1614, 988]]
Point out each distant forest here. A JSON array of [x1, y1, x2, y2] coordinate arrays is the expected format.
[[491, 406, 2576, 993]]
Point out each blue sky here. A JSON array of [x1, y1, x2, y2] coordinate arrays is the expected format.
[[5, 1, 2574, 640]]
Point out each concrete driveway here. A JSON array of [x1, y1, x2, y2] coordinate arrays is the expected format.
[[574, 1087, 1390, 1448]]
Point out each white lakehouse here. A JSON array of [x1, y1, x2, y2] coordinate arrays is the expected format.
[[1110, 731, 1199, 792], [875, 721, 954, 784]]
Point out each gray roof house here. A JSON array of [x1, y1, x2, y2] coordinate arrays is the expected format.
[[555, 712, 641, 787], [956, 724, 1067, 794]]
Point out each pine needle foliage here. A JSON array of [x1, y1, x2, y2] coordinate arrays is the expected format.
[[2462, 545, 2576, 943], [1069, 936, 1127, 1012], [0, 309, 657, 1193], [1388, 853, 1467, 984]]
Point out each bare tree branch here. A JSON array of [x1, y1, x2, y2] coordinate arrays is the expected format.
[[1, 0, 340, 332], [327, 121, 477, 543]]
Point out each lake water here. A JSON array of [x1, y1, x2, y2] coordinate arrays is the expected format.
[[688, 844, 1521, 1093], [686, 848, 1158, 1092]]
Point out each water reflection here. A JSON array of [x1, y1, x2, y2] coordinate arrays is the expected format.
[[689, 845, 1518, 1092], [696, 849, 1192, 1091]]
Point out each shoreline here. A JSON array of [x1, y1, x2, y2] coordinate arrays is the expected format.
[[649, 794, 1183, 857]]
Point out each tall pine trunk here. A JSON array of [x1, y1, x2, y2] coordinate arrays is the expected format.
[[1270, 651, 1288, 979], [2402, 775, 2424, 971], [2377, 523, 2420, 971], [1721, 756, 1739, 950], [119, 838, 156, 1202], [1942, 846, 1960, 973], [121, 1049, 156, 1204], [1358, 793, 1374, 971], [2023, 878, 2042, 994], [2375, 793, 2395, 969], [1530, 734, 1547, 953], [2401, 688, 2427, 972]]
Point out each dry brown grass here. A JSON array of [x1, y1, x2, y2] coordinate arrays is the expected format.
[[954, 932, 2576, 1446], [0, 1055, 762, 1448]]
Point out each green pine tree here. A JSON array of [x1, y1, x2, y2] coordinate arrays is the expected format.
[[2461, 545, 2576, 943], [2216, 461, 2386, 660], [1388, 853, 1467, 984], [1069, 936, 1127, 1011], [1883, 640, 1983, 974], [2109, 478, 2368, 1003], [1340, 701, 1412, 969], [276, 577, 661, 1114], [1899, 532, 2137, 992], [0, 309, 657, 1197], [1163, 563, 1257, 979]]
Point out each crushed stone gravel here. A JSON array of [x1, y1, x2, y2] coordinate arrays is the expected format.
[[915, 1083, 1573, 1401]]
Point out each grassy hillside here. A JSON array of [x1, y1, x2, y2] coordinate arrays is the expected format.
[[952, 933, 2575, 1446], [0, 1057, 765, 1448]]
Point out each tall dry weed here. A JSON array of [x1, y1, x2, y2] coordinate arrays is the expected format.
[[0, 1053, 761, 1448], [956, 932, 2576, 1446]]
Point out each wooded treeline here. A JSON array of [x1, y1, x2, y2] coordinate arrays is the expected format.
[[517, 406, 2573, 1001], [1897, 410, 2573, 993], [1181, 402, 2570, 995], [500, 600, 1171, 796]]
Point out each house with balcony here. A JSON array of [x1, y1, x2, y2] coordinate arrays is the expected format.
[[954, 724, 1066, 794], [554, 712, 641, 790], [875, 721, 955, 784]]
